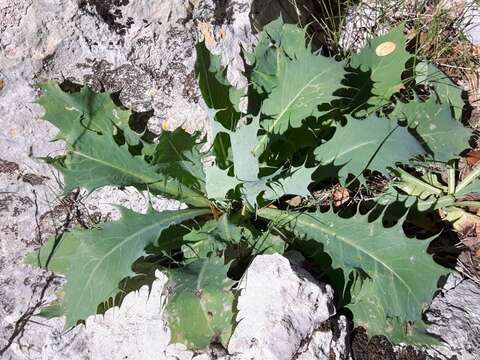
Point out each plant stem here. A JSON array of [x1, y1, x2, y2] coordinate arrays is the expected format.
[[257, 207, 288, 222], [447, 161, 456, 195], [149, 182, 210, 208], [456, 163, 480, 194], [394, 167, 443, 196]]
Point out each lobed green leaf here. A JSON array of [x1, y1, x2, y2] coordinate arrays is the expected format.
[[28, 207, 210, 328], [257, 208, 448, 323]]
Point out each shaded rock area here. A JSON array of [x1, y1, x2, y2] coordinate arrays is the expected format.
[[1, 0, 480, 359], [424, 272, 480, 360]]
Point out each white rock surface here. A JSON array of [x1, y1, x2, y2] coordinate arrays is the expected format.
[[340, 0, 480, 51], [0, 0, 255, 358], [297, 316, 351, 360], [464, 0, 480, 45], [228, 252, 336, 360], [339, 0, 416, 51], [425, 272, 480, 360], [41, 271, 178, 360]]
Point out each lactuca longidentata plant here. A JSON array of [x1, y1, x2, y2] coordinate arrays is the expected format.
[[28, 18, 479, 348]]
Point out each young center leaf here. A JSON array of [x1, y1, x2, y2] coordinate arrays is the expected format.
[[257, 208, 448, 323], [28, 207, 210, 328], [181, 214, 250, 260], [205, 164, 241, 200], [195, 41, 243, 169], [195, 41, 243, 124], [205, 116, 261, 204], [182, 220, 224, 260], [38, 82, 208, 207], [209, 116, 317, 206], [165, 256, 235, 349], [218, 116, 261, 182]]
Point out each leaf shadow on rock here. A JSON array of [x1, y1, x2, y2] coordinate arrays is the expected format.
[[128, 109, 157, 143], [59, 79, 84, 93]]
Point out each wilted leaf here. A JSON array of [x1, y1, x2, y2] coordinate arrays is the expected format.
[[465, 150, 480, 166], [332, 185, 350, 207]]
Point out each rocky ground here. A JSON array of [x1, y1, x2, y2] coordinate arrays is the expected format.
[[1, 0, 480, 359]]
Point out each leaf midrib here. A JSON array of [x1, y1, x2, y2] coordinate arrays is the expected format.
[[68, 208, 209, 323], [258, 209, 419, 306], [297, 214, 418, 305], [71, 149, 208, 207], [320, 139, 379, 164], [253, 68, 329, 156]]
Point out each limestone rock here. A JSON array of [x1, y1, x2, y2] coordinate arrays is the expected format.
[[0, 0, 255, 358], [425, 272, 480, 360], [297, 316, 352, 360], [464, 0, 480, 45], [41, 272, 176, 360], [228, 252, 336, 360]]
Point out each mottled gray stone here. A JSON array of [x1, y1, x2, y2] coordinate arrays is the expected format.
[[0, 0, 255, 358], [425, 272, 480, 360], [41, 272, 176, 360], [297, 316, 352, 360], [338, 0, 417, 51]]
